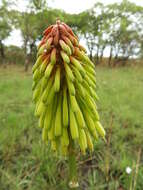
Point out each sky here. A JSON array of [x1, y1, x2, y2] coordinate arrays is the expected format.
[[3, 0, 143, 49]]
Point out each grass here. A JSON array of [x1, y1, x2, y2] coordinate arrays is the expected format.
[[0, 65, 143, 190]]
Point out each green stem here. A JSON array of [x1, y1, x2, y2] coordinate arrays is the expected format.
[[68, 141, 79, 189]]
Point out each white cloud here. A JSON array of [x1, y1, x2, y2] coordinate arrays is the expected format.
[[48, 0, 95, 14], [4, 30, 23, 47], [48, 0, 143, 13]]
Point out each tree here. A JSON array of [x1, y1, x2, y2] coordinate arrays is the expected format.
[[0, 0, 12, 64], [107, 1, 143, 66], [20, 12, 38, 71], [73, 3, 111, 64]]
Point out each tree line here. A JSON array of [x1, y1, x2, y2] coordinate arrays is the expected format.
[[0, 0, 143, 70]]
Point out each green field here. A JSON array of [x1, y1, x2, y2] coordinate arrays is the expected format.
[[0, 65, 143, 190]]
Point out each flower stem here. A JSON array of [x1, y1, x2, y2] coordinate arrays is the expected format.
[[68, 141, 79, 189]]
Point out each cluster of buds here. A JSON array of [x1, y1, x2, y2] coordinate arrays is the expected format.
[[32, 20, 105, 188]]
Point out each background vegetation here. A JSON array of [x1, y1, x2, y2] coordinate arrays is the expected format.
[[1, 0, 143, 69], [0, 0, 142, 189]]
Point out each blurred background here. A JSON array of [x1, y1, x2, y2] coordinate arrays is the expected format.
[[0, 0, 143, 189]]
